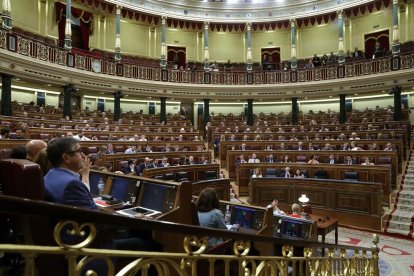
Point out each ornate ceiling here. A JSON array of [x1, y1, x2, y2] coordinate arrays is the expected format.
[[103, 0, 372, 22]]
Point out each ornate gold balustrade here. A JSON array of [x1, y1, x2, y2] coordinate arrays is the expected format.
[[0, 26, 413, 86], [0, 195, 379, 276]]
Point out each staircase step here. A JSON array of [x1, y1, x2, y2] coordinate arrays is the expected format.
[[394, 204, 414, 212], [387, 220, 413, 232], [398, 198, 414, 206], [385, 227, 413, 237]]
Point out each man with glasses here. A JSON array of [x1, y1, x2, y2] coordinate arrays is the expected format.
[[44, 137, 94, 208]]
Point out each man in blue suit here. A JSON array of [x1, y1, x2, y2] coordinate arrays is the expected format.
[[44, 137, 162, 258], [44, 137, 96, 209]]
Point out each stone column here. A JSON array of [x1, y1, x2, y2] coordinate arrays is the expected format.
[[291, 97, 298, 125], [160, 97, 167, 123], [247, 99, 254, 126], [203, 22, 210, 71], [114, 6, 122, 62], [290, 19, 297, 70], [203, 99, 210, 124], [113, 91, 122, 122], [392, 0, 400, 56], [64, 0, 72, 50], [337, 10, 345, 64], [1, 74, 12, 116], [339, 94, 346, 124], [160, 16, 167, 69], [63, 85, 73, 118], [246, 22, 252, 72], [2, 0, 12, 30], [393, 86, 402, 121]]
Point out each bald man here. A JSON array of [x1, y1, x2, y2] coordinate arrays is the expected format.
[[26, 139, 47, 161]]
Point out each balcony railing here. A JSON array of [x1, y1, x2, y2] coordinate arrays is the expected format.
[[0, 195, 380, 276], [1, 27, 413, 86]]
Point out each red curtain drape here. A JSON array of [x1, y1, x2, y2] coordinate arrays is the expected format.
[[167, 46, 186, 68], [364, 30, 389, 59], [55, 2, 93, 50]]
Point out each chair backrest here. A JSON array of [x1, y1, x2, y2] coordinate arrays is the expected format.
[[377, 157, 391, 165], [296, 155, 307, 163], [164, 173, 175, 181], [344, 171, 358, 181], [0, 159, 66, 275], [265, 168, 277, 177], [176, 171, 189, 182], [314, 170, 328, 179], [0, 159, 45, 200], [205, 170, 217, 180]]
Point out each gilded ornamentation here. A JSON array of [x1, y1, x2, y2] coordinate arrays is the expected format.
[[56, 49, 67, 65], [17, 37, 30, 56], [183, 236, 208, 255], [0, 29, 6, 49], [37, 44, 49, 61], [75, 55, 86, 70], [54, 220, 96, 249]]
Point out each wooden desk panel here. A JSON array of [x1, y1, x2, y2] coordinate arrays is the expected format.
[[238, 163, 390, 202], [219, 139, 404, 167], [143, 164, 220, 183], [227, 150, 398, 186], [249, 177, 382, 230]]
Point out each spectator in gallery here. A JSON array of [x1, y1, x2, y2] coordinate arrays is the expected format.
[[353, 47, 364, 59], [383, 142, 394, 151], [373, 41, 384, 59], [304, 59, 314, 69], [312, 54, 321, 67]]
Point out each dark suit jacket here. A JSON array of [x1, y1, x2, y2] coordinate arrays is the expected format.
[[344, 160, 356, 165], [44, 167, 97, 209], [279, 172, 292, 178]]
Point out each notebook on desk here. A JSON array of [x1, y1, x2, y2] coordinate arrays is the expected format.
[[94, 195, 122, 207], [116, 206, 161, 217]]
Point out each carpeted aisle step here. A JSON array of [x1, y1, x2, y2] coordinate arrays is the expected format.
[[384, 147, 414, 238]]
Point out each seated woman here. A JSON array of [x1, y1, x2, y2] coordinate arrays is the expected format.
[[289, 203, 303, 219], [252, 168, 263, 178], [307, 155, 319, 164], [361, 157, 374, 166], [197, 188, 238, 247], [293, 168, 305, 178]]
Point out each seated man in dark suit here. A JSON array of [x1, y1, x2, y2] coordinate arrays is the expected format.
[[44, 138, 96, 208], [344, 155, 356, 165], [122, 159, 137, 175], [280, 166, 292, 178], [44, 137, 161, 257]]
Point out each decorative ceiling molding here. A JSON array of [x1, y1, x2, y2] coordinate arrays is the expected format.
[[103, 0, 375, 22]]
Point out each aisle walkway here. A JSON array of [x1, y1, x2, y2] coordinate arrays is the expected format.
[[384, 148, 414, 238]]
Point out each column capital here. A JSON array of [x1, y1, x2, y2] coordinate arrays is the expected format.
[[204, 21, 209, 28], [290, 18, 296, 26], [161, 16, 167, 23], [393, 0, 399, 4], [246, 22, 252, 27], [116, 5, 122, 14], [337, 9, 343, 17]]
